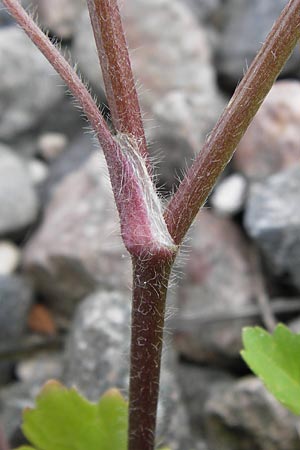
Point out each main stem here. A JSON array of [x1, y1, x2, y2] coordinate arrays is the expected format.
[[129, 254, 175, 450]]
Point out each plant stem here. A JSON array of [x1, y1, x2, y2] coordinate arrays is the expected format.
[[5, 2, 300, 450], [129, 254, 175, 450], [86, 0, 149, 164], [164, 0, 300, 245]]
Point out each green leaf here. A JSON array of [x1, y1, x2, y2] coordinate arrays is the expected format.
[[15, 447, 36, 450], [21, 380, 128, 450], [241, 324, 300, 414]]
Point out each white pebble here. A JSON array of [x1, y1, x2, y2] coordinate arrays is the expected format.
[[27, 159, 49, 185], [0, 241, 21, 275], [211, 173, 247, 215], [38, 132, 68, 161]]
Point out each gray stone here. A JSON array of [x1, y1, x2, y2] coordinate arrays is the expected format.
[[177, 362, 234, 437], [23, 151, 131, 316], [204, 376, 300, 450], [150, 88, 225, 193], [0, 26, 64, 140], [37, 93, 85, 144], [174, 210, 257, 366], [0, 6, 15, 27], [182, 0, 223, 22], [244, 164, 300, 290], [40, 132, 96, 204], [0, 275, 33, 341], [0, 144, 38, 236], [63, 289, 200, 449], [0, 381, 41, 443], [0, 0, 31, 25], [217, 0, 300, 89], [63, 290, 131, 399], [234, 81, 300, 180], [31, 0, 85, 39], [0, 274, 33, 384]]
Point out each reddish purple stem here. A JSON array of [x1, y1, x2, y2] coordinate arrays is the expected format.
[[86, 0, 149, 165]]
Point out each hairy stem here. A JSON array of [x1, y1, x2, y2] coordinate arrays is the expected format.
[[86, 0, 149, 164], [129, 254, 176, 450], [164, 0, 300, 245]]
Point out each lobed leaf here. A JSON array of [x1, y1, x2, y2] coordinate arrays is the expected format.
[[241, 324, 300, 414], [18, 380, 128, 450]]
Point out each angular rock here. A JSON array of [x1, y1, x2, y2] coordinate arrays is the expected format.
[[234, 81, 300, 180], [204, 376, 300, 450], [0, 145, 38, 237], [31, 0, 85, 40], [63, 289, 202, 450], [217, 0, 300, 89], [0, 26, 64, 140], [174, 210, 258, 366], [23, 151, 131, 316], [244, 164, 300, 290], [73, 0, 224, 192]]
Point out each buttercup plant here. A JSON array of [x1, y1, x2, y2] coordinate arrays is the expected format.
[[2, 0, 300, 449]]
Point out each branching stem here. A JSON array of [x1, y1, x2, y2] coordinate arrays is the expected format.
[[3, 1, 300, 450]]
